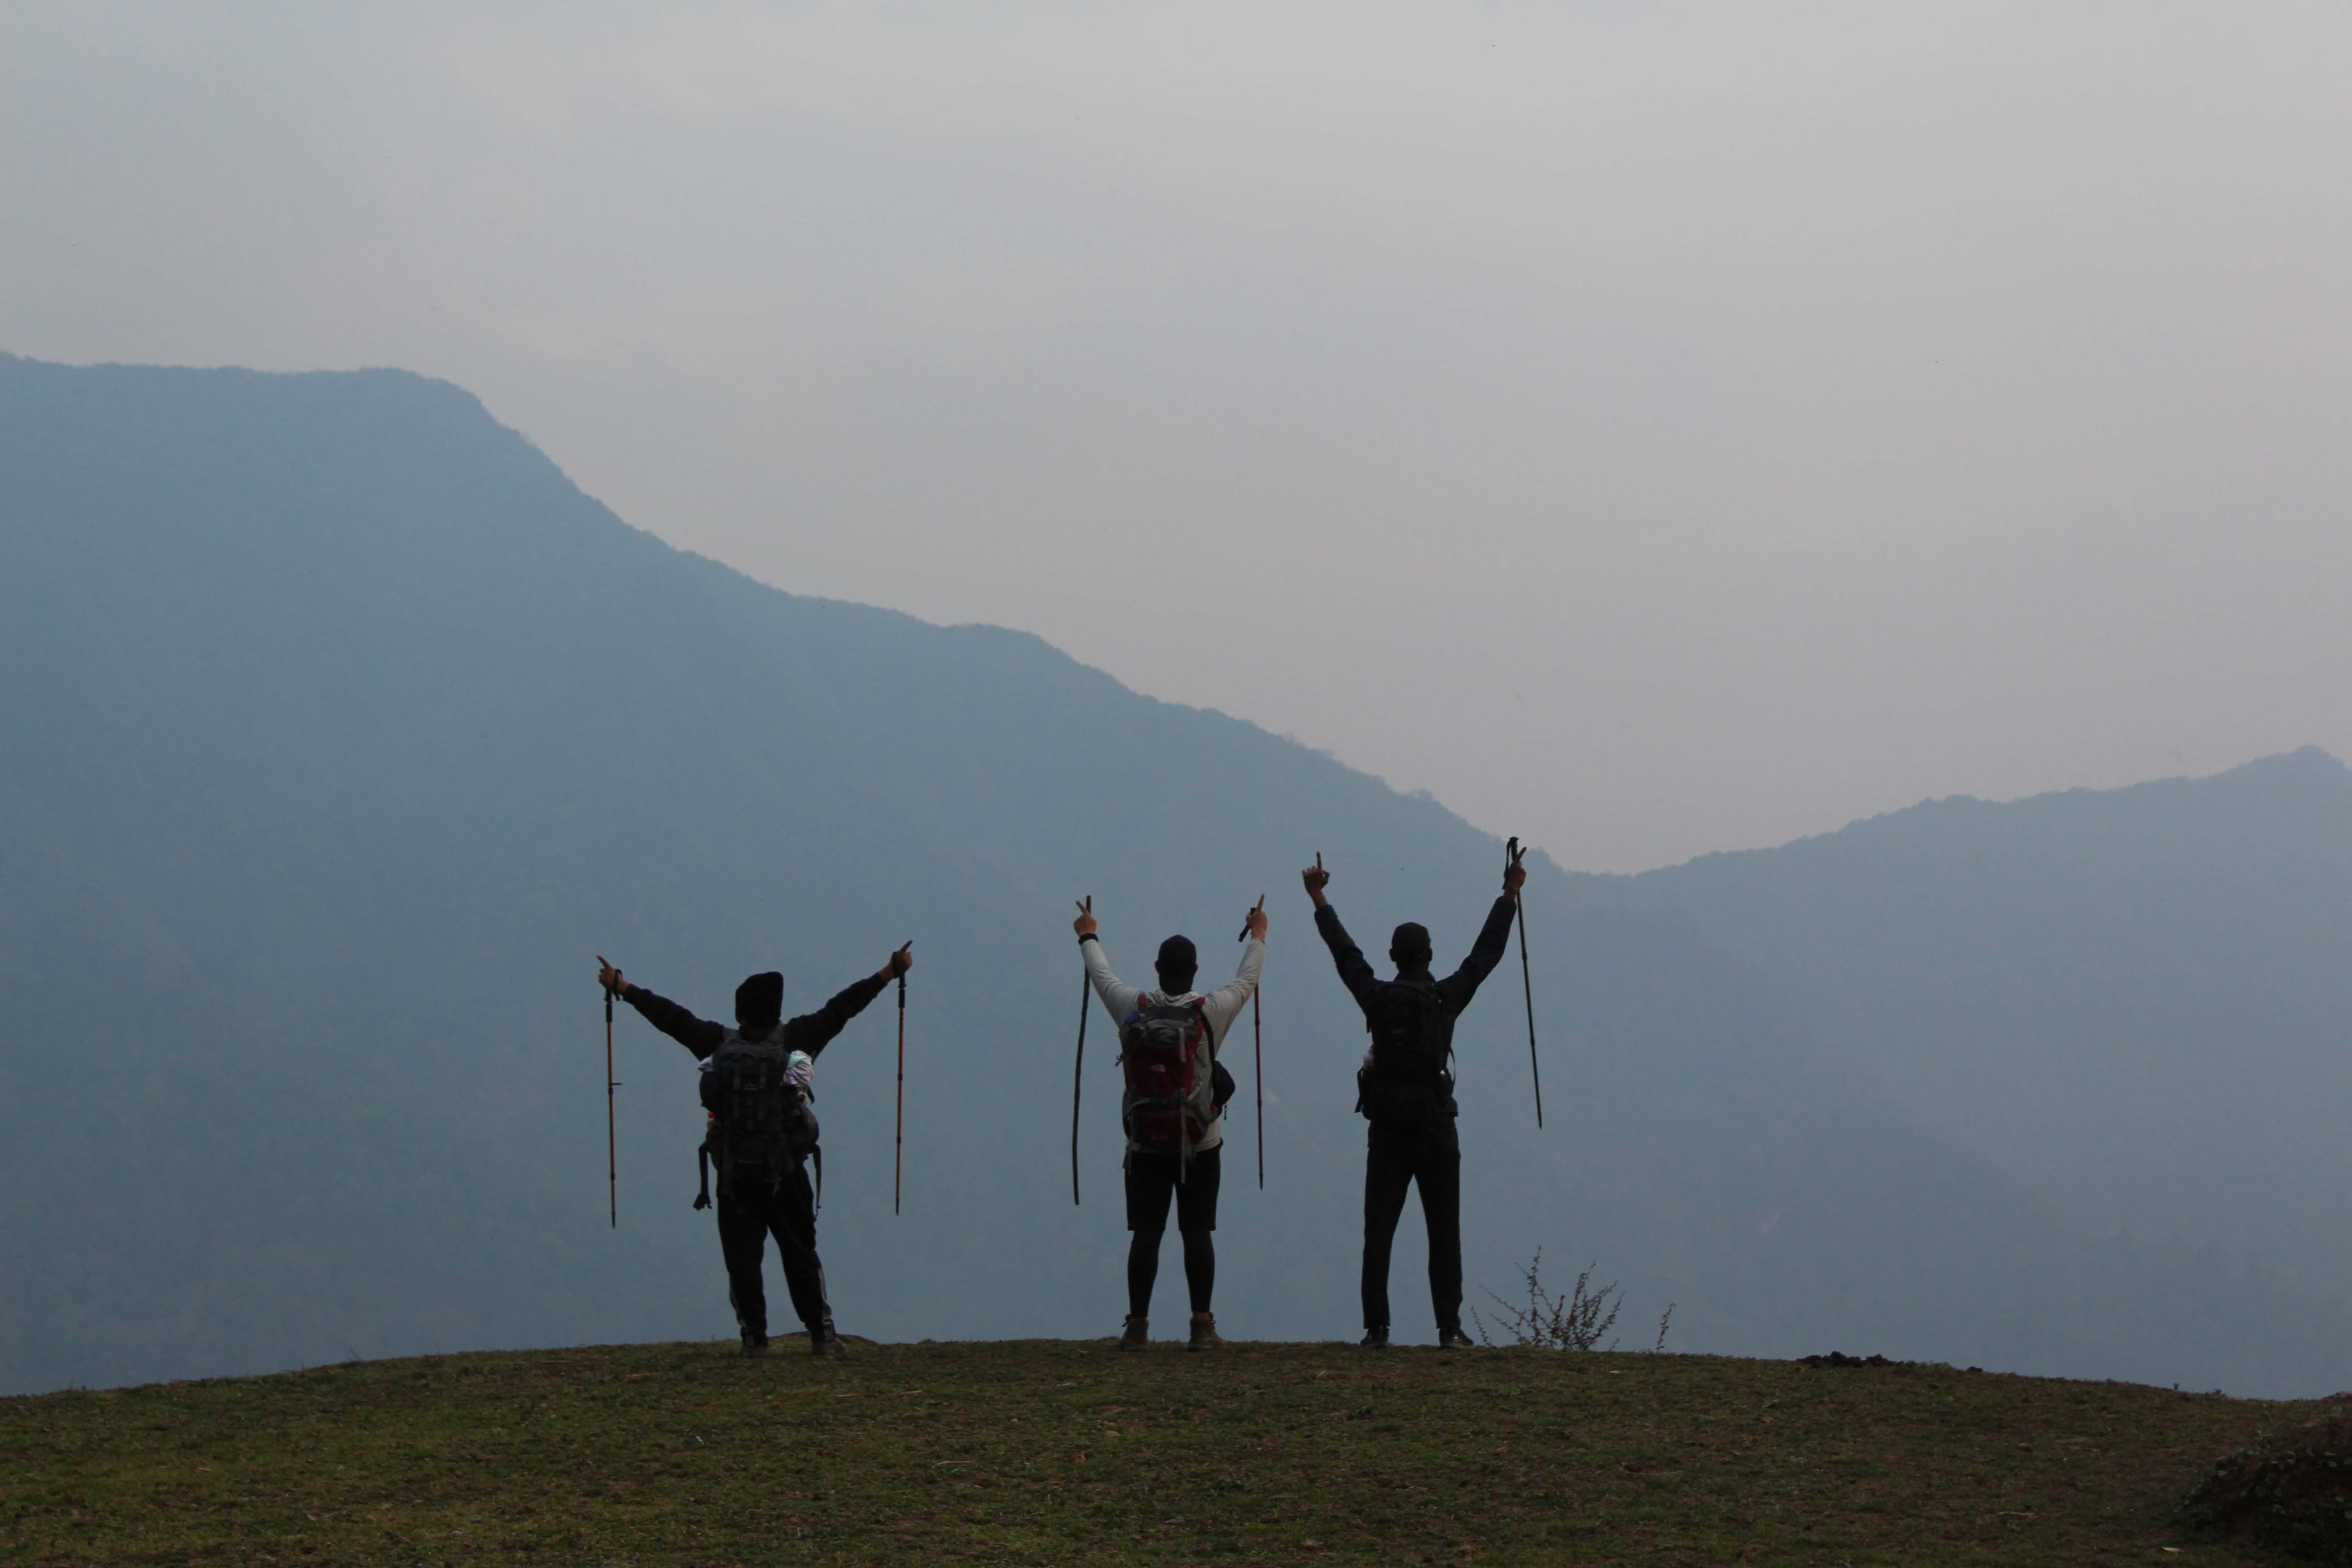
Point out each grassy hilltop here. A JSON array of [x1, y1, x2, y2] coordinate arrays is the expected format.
[[0, 1340, 2316, 1566]]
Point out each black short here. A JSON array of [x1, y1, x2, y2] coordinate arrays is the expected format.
[[1124, 1144, 1221, 1234]]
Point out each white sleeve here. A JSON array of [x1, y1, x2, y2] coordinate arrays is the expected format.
[[1082, 938, 1142, 1027], [1198, 937, 1264, 1047]]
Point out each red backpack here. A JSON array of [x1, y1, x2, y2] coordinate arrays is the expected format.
[[1118, 997, 1214, 1162]]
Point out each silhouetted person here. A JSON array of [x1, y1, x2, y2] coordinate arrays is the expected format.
[[1303, 853, 1523, 1348], [597, 943, 911, 1357], [1074, 900, 1265, 1351]]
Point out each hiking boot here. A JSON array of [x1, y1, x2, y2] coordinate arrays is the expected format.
[[1359, 1327, 1392, 1349], [740, 1331, 769, 1358], [1437, 1327, 1476, 1350], [810, 1324, 848, 1359], [1186, 1313, 1226, 1352], [1118, 1316, 1150, 1352]]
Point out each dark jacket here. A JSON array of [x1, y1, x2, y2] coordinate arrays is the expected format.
[[622, 973, 890, 1063], [1314, 894, 1518, 1119]]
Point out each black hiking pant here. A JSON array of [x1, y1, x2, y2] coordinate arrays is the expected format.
[[1123, 1145, 1221, 1317], [1362, 1117, 1462, 1337], [714, 1158, 831, 1342]]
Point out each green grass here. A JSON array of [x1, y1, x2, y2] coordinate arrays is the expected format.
[[0, 1338, 2323, 1565]]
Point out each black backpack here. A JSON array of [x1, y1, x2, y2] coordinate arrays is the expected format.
[[1356, 978, 1455, 1125], [696, 1030, 819, 1200]]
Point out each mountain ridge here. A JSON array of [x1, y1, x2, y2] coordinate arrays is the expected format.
[[1646, 744, 2350, 880], [1630, 741, 2352, 1299], [4, 352, 2345, 1400]]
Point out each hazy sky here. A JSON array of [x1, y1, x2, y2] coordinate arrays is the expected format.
[[6, 1, 2347, 871]]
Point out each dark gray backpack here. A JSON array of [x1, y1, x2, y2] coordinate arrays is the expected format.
[[697, 1030, 818, 1199], [1357, 978, 1455, 1124]]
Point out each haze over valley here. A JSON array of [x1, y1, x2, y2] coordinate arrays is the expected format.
[[5, 353, 2348, 1400]]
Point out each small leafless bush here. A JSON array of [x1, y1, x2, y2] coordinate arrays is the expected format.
[[1472, 1250, 1608, 1349], [1471, 1250, 1675, 1353]]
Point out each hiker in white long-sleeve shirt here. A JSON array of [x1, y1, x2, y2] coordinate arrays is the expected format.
[[1075, 900, 1266, 1351]]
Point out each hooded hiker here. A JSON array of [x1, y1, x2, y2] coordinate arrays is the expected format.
[[596, 944, 911, 1357], [1303, 852, 1524, 1348], [1074, 900, 1265, 1351]]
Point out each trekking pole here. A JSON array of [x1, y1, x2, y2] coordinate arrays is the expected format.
[[1072, 896, 1091, 1205], [894, 957, 908, 1217], [604, 975, 619, 1228], [1252, 991, 1264, 1189], [1508, 837, 1543, 1129], [1238, 894, 1265, 1189]]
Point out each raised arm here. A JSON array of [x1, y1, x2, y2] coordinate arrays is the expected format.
[[599, 957, 726, 1060], [1074, 900, 1143, 1024], [1437, 854, 1528, 1012], [785, 943, 913, 1059], [1198, 900, 1267, 1040], [1303, 858, 1380, 1014]]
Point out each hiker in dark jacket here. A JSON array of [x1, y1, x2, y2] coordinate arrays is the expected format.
[[596, 943, 911, 1357], [1304, 854, 1523, 1348]]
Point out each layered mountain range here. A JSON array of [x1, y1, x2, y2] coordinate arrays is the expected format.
[[4, 352, 2345, 1397]]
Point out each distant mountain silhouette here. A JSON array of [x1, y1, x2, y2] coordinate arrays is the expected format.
[[1631, 746, 2352, 1298], [4, 351, 2346, 1398]]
